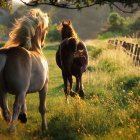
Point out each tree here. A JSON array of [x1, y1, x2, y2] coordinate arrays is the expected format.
[[108, 12, 125, 31], [21, 0, 140, 13], [0, 0, 12, 11]]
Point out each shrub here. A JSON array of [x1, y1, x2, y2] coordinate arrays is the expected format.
[[99, 11, 140, 37], [0, 43, 4, 48], [47, 23, 61, 42], [98, 31, 122, 39], [108, 12, 125, 32]]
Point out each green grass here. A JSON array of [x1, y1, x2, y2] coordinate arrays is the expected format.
[[0, 42, 5, 48], [0, 40, 140, 140]]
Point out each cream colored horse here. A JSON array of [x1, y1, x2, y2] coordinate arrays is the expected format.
[[0, 9, 49, 133]]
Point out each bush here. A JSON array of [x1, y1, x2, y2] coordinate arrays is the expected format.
[[98, 31, 122, 39], [0, 43, 4, 48], [108, 12, 125, 32], [99, 11, 140, 37], [129, 13, 140, 35], [47, 23, 61, 42]]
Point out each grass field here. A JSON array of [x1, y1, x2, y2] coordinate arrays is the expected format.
[[0, 39, 140, 140]]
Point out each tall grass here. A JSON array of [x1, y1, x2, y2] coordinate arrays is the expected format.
[[0, 39, 139, 140]]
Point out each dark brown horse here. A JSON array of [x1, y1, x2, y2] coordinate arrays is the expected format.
[[0, 9, 49, 132], [56, 21, 88, 101]]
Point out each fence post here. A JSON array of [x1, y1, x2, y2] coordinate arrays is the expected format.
[[115, 39, 118, 49], [136, 47, 140, 65], [133, 44, 138, 62], [130, 44, 134, 57], [122, 41, 127, 52], [120, 40, 123, 46]]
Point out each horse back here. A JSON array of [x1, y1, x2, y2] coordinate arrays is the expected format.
[[71, 41, 88, 75], [0, 48, 8, 91], [56, 38, 88, 75], [0, 48, 8, 70]]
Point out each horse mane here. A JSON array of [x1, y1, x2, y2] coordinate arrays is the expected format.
[[60, 21, 79, 40], [4, 9, 49, 50]]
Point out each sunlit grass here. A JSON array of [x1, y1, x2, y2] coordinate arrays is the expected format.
[[0, 39, 140, 139]]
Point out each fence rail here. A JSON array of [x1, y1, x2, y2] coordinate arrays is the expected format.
[[108, 39, 140, 66]]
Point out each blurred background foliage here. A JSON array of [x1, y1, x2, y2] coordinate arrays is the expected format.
[[1, 2, 140, 41]]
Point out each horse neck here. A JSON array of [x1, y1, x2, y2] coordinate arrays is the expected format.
[[62, 32, 73, 40], [30, 41, 42, 53], [62, 30, 79, 41]]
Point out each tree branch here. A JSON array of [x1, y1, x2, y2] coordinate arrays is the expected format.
[[20, 0, 139, 13], [20, 0, 99, 9], [110, 2, 138, 13]]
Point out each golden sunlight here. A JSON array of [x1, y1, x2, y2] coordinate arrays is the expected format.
[[13, 0, 31, 4], [12, 0, 31, 11]]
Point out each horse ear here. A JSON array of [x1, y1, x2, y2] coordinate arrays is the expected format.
[[62, 21, 65, 25], [47, 13, 50, 18], [68, 21, 71, 25], [57, 22, 63, 31]]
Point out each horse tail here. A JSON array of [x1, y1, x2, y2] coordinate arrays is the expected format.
[[68, 37, 77, 52]]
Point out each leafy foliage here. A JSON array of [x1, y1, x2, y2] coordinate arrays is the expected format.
[[99, 11, 140, 38], [22, 0, 139, 13], [0, 0, 12, 11], [98, 31, 122, 39], [47, 22, 61, 42], [0, 25, 7, 36], [108, 12, 125, 32]]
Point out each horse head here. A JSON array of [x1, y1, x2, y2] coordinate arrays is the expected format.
[[4, 9, 49, 50], [58, 21, 78, 40]]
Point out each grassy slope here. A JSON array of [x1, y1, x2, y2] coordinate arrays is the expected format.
[[0, 40, 140, 140]]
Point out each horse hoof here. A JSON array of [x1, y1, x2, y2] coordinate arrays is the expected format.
[[70, 91, 77, 97], [18, 113, 27, 123], [79, 90, 85, 99], [42, 124, 48, 133], [8, 125, 16, 134]]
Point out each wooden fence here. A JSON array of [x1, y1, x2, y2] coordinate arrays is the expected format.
[[108, 39, 140, 66]]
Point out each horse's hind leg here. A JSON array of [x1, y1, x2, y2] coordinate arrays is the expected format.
[[68, 76, 76, 97], [9, 92, 26, 133], [75, 76, 80, 92], [78, 75, 85, 99], [39, 82, 48, 131], [0, 92, 11, 123], [18, 99, 27, 123], [62, 71, 69, 102]]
